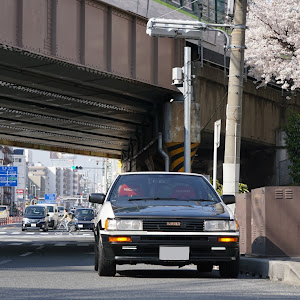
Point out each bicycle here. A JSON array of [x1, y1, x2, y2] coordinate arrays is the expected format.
[[55, 220, 80, 235]]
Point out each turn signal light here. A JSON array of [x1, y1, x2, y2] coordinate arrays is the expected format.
[[109, 237, 132, 242], [218, 237, 238, 243]]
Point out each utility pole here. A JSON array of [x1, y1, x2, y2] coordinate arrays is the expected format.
[[223, 0, 247, 196], [183, 47, 192, 173]]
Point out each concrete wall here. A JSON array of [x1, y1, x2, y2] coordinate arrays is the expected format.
[[193, 62, 300, 146]]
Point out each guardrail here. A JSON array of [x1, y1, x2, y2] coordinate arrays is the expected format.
[[0, 216, 22, 226]]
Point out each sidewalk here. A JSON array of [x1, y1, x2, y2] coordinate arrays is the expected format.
[[240, 255, 300, 286]]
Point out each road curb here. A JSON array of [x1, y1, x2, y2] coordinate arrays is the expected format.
[[240, 257, 300, 286]]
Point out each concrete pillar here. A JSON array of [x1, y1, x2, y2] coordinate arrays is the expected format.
[[164, 101, 200, 172]]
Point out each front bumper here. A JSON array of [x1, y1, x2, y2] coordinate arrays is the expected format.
[[22, 221, 46, 229], [100, 231, 239, 266], [77, 220, 93, 230]]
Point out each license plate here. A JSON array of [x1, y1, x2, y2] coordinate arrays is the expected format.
[[31, 224, 36, 227], [159, 246, 189, 260], [78, 224, 83, 228]]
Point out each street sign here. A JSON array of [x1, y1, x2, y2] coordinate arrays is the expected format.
[[16, 189, 24, 194], [0, 166, 18, 186], [45, 193, 56, 204]]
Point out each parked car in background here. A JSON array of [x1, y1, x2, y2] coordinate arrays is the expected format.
[[22, 205, 49, 232], [0, 205, 9, 219], [75, 208, 95, 230], [89, 172, 239, 278], [39, 204, 59, 229]]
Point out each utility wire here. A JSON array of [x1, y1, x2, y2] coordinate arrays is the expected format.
[[202, 92, 228, 131]]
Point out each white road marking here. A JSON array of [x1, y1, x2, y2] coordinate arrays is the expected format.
[[20, 252, 33, 257], [9, 243, 23, 246], [77, 243, 90, 246], [25, 232, 35, 235], [36, 246, 44, 250], [12, 232, 21, 235], [0, 232, 6, 234], [0, 260, 12, 265], [54, 243, 67, 246], [40, 233, 49, 235]]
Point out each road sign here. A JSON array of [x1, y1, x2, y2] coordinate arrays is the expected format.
[[16, 189, 24, 194], [45, 193, 56, 204], [0, 166, 18, 186]]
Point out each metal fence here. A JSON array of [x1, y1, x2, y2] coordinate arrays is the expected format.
[[0, 216, 22, 226]]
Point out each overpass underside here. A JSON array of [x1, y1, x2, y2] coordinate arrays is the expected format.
[[0, 0, 299, 190], [0, 0, 182, 159]]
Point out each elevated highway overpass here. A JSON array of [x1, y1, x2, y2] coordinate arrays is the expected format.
[[0, 0, 299, 188]]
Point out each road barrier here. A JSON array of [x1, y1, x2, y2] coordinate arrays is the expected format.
[[0, 216, 22, 226]]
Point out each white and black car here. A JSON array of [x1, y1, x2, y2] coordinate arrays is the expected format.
[[89, 172, 239, 278]]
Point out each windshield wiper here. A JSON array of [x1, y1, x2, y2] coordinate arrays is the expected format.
[[128, 197, 177, 201]]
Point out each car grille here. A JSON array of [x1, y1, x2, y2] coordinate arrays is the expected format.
[[143, 219, 204, 232]]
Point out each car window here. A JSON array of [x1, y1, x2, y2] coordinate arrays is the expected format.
[[109, 174, 220, 207], [47, 206, 54, 213], [0, 207, 6, 212], [76, 209, 94, 218]]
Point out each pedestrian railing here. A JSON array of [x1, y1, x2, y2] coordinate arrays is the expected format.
[[0, 216, 23, 226]]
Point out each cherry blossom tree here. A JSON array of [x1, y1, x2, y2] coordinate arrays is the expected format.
[[245, 0, 300, 90]]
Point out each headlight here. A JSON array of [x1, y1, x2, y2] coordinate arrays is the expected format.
[[105, 219, 143, 231], [204, 220, 238, 231], [22, 218, 29, 223], [39, 218, 46, 222]]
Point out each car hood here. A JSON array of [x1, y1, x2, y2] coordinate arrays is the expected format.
[[112, 202, 229, 219], [23, 215, 45, 219], [77, 217, 94, 221]]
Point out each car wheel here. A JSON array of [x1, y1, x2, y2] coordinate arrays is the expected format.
[[219, 257, 240, 278], [94, 243, 99, 271], [197, 262, 213, 273], [22, 228, 26, 231], [97, 239, 116, 277], [43, 225, 48, 232]]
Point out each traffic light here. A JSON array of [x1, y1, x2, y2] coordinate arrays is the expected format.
[[72, 166, 83, 170]]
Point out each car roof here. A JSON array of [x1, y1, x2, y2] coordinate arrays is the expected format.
[[119, 172, 205, 177]]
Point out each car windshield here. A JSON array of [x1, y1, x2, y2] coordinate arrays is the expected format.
[[24, 206, 45, 216], [108, 174, 220, 207], [0, 207, 6, 212], [47, 206, 54, 213], [76, 209, 94, 218]]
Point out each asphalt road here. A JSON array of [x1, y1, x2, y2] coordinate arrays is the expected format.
[[1, 224, 300, 300]]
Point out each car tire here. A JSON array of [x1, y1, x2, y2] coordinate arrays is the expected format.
[[97, 239, 116, 277], [219, 257, 240, 278], [197, 262, 213, 273], [22, 228, 26, 231], [94, 243, 99, 271], [43, 226, 48, 232]]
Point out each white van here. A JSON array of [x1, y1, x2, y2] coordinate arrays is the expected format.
[[0, 205, 9, 218], [39, 204, 59, 229]]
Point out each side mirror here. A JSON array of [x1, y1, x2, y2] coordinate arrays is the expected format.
[[221, 194, 235, 205], [47, 213, 50, 217], [89, 193, 106, 205]]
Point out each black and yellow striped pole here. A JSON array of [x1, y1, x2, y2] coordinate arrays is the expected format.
[[166, 142, 199, 172]]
